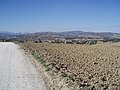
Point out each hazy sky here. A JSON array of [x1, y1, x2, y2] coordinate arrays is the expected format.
[[0, 0, 120, 33]]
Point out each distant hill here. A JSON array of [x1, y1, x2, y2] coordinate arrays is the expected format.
[[0, 31, 22, 40], [19, 31, 120, 41], [0, 31, 120, 41]]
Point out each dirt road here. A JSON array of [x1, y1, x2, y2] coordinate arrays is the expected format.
[[0, 42, 48, 90]]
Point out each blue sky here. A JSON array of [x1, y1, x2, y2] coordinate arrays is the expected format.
[[0, 0, 120, 33]]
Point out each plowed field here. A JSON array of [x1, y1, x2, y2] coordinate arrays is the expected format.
[[22, 42, 120, 90]]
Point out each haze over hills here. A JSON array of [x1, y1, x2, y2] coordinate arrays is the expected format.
[[18, 31, 120, 41], [0, 31, 22, 40], [0, 31, 120, 40]]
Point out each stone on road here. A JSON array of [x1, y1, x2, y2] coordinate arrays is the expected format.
[[0, 42, 48, 90]]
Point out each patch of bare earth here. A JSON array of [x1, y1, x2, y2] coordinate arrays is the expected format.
[[21, 42, 120, 90]]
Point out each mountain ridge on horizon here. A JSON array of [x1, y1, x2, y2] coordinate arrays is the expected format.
[[17, 30, 120, 40], [0, 30, 120, 34], [0, 30, 120, 40]]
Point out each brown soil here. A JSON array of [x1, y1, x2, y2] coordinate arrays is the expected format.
[[22, 42, 120, 90]]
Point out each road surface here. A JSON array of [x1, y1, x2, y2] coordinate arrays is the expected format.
[[0, 42, 48, 90]]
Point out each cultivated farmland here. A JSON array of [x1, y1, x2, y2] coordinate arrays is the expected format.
[[22, 42, 120, 90]]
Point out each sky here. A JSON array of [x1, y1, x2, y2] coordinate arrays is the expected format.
[[0, 0, 120, 33]]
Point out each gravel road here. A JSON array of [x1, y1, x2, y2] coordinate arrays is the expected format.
[[0, 42, 48, 90]]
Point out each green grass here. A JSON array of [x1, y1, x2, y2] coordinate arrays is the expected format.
[[49, 72, 55, 76], [31, 52, 35, 56], [61, 72, 67, 77], [31, 51, 51, 72]]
